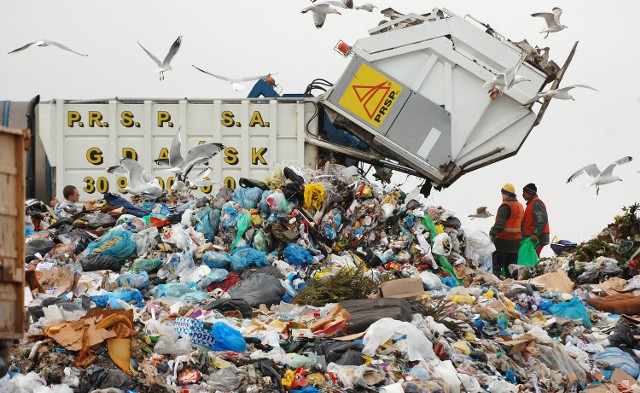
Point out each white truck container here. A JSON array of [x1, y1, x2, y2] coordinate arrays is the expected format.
[[38, 99, 322, 200], [37, 8, 573, 201]]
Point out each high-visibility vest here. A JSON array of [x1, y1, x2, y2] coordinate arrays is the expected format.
[[495, 200, 524, 240], [523, 196, 550, 236]]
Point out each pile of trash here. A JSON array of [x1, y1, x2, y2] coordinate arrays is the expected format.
[[5, 164, 640, 393]]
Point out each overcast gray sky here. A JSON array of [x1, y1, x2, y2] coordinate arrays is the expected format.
[[2, 0, 639, 250]]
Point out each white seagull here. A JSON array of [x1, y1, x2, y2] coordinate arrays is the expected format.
[[523, 84, 599, 105], [355, 3, 377, 12], [8, 39, 88, 56], [171, 167, 221, 193], [117, 158, 163, 199], [137, 36, 182, 81], [566, 156, 633, 195], [532, 7, 567, 39], [302, 1, 349, 29], [469, 207, 493, 219], [482, 55, 529, 91], [192, 65, 274, 91], [106, 163, 155, 183], [154, 130, 225, 182]]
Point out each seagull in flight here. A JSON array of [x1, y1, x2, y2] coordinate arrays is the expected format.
[[8, 39, 88, 56], [523, 84, 598, 105], [154, 129, 225, 182], [566, 156, 633, 195], [532, 7, 567, 39], [114, 158, 163, 199], [137, 36, 182, 81], [302, 1, 349, 29], [355, 3, 377, 12], [192, 65, 274, 91], [469, 207, 493, 219], [171, 167, 221, 194], [482, 55, 529, 92]]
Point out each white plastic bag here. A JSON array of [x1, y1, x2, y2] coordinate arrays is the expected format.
[[362, 318, 436, 361], [432, 233, 451, 256], [131, 227, 158, 256], [432, 360, 462, 393], [463, 227, 496, 263]]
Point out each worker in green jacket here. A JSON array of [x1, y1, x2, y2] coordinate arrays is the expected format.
[[489, 183, 524, 278]]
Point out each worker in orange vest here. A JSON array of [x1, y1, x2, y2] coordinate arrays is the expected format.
[[489, 183, 524, 278], [522, 183, 550, 256]]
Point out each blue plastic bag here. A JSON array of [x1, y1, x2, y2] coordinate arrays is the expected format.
[[211, 322, 246, 352], [591, 347, 639, 378], [221, 202, 243, 229], [116, 271, 151, 289], [283, 243, 313, 266], [259, 190, 274, 215], [155, 283, 191, 298], [87, 230, 137, 262], [92, 289, 143, 308], [548, 296, 592, 328], [229, 247, 268, 272], [195, 207, 217, 242], [203, 251, 232, 270], [232, 187, 263, 210]]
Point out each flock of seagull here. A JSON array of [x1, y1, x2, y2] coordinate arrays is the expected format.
[[106, 129, 225, 199], [8, 36, 271, 89]]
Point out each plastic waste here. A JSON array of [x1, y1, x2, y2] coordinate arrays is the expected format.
[[91, 288, 144, 308], [232, 187, 263, 210], [548, 296, 592, 328], [116, 271, 151, 289], [80, 253, 122, 272], [203, 251, 232, 270], [130, 257, 163, 273], [211, 322, 247, 352], [86, 230, 137, 262], [283, 243, 313, 266], [228, 273, 285, 308], [229, 247, 268, 272], [362, 318, 436, 361], [518, 237, 539, 266], [591, 347, 640, 378], [155, 283, 191, 298]]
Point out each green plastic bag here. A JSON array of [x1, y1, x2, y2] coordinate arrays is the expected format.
[[517, 237, 539, 266], [231, 213, 252, 251], [421, 216, 460, 285]]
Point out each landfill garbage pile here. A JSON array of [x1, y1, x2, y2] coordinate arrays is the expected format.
[[4, 164, 640, 393]]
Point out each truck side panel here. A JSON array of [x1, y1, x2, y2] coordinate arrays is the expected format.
[[39, 99, 318, 201]]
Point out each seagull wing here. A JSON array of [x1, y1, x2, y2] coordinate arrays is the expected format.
[[523, 92, 545, 105], [560, 84, 599, 92], [322, 1, 349, 8], [191, 66, 269, 82], [477, 207, 487, 214], [142, 172, 155, 183], [169, 130, 184, 168], [137, 40, 162, 67], [312, 10, 328, 28], [552, 7, 563, 25], [567, 163, 600, 183], [181, 143, 225, 177], [191, 167, 211, 181], [120, 158, 147, 187], [161, 36, 182, 67], [106, 165, 127, 175], [531, 12, 558, 28], [44, 40, 88, 56], [7, 41, 36, 54], [613, 155, 633, 166]]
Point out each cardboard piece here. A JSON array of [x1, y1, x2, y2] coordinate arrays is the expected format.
[[379, 277, 425, 299], [494, 334, 537, 355], [531, 269, 575, 293], [38, 267, 79, 294], [25, 270, 45, 294], [584, 367, 639, 393]]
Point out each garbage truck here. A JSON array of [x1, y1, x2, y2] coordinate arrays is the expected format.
[[25, 8, 574, 202]]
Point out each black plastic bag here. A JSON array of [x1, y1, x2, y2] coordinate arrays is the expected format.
[[228, 273, 285, 308], [205, 298, 254, 318], [25, 238, 56, 262], [80, 253, 122, 272]]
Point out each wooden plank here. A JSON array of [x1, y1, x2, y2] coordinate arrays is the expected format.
[[0, 126, 25, 339]]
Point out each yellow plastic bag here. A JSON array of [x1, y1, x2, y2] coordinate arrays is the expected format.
[[303, 183, 325, 211]]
